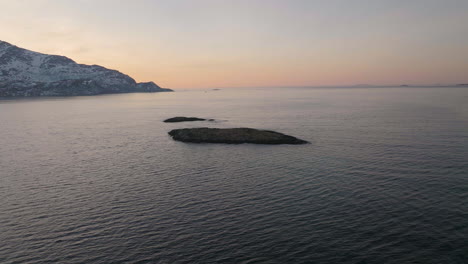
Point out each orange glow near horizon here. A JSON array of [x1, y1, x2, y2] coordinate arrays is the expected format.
[[1, 0, 467, 88]]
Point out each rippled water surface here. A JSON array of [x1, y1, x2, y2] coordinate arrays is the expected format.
[[1, 87, 467, 263]]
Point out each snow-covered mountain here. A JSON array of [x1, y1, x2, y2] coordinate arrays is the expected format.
[[0, 40, 171, 97]]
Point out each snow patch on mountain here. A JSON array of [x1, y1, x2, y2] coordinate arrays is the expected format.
[[0, 40, 171, 97]]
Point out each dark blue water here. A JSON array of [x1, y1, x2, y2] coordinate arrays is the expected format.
[[0, 87, 467, 263]]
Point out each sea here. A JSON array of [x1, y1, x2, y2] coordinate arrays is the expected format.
[[0, 87, 467, 264]]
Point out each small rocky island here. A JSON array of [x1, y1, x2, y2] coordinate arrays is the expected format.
[[168, 127, 308, 145], [164, 117, 213, 123]]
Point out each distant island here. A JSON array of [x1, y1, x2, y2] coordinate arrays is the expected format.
[[164, 116, 214, 123], [0, 40, 172, 97], [168, 127, 309, 145]]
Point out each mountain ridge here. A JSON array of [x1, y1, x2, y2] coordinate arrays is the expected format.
[[0, 40, 172, 97]]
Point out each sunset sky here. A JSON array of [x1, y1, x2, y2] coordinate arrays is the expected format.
[[1, 0, 467, 88]]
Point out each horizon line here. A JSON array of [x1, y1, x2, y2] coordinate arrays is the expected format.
[[175, 84, 468, 89]]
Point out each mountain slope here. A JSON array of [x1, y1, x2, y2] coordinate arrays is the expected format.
[[0, 40, 171, 96]]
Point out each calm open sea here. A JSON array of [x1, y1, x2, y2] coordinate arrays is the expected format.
[[0, 87, 467, 263]]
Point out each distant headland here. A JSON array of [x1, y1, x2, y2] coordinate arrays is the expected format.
[[0, 40, 172, 97]]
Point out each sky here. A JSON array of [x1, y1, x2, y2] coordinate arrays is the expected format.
[[1, 0, 467, 88]]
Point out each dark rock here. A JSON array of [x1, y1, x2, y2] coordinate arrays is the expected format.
[[168, 127, 308, 145], [164, 117, 210, 123]]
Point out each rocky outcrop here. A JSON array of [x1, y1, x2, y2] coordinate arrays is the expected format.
[[168, 127, 308, 145], [136, 82, 171, 92], [0, 40, 172, 97], [164, 117, 213, 123]]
